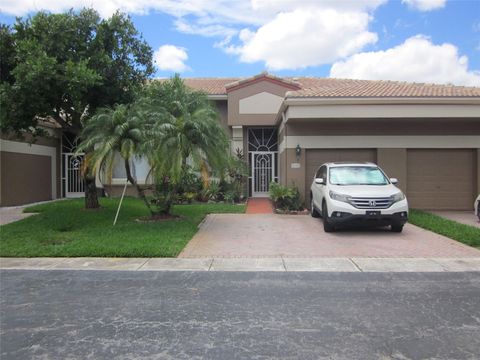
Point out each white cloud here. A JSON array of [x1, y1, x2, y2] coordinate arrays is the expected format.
[[330, 36, 480, 86], [402, 0, 446, 11], [226, 8, 378, 70], [0, 0, 388, 72], [153, 45, 189, 72]]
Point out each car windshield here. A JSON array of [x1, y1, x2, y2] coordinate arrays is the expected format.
[[329, 166, 389, 185]]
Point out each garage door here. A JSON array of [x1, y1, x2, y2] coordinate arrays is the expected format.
[[0, 151, 52, 206], [305, 149, 377, 203], [407, 149, 475, 210]]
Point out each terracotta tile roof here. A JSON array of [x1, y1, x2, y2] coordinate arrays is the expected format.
[[183, 78, 239, 95], [286, 78, 480, 98], [181, 76, 480, 98], [224, 72, 301, 91]]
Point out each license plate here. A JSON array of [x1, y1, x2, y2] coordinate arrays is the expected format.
[[366, 211, 381, 216]]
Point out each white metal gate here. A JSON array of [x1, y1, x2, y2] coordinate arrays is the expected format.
[[251, 151, 275, 197], [63, 153, 85, 198]]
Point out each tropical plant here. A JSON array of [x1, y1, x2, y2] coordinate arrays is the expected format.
[[77, 103, 158, 215], [269, 182, 303, 211], [223, 190, 236, 204], [141, 75, 230, 214], [223, 148, 248, 201]]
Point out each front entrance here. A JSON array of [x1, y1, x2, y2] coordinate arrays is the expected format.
[[61, 132, 85, 198], [251, 152, 275, 197], [247, 128, 278, 197], [63, 153, 85, 198]]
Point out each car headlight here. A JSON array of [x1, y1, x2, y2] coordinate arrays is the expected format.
[[329, 191, 351, 203], [391, 192, 405, 203]]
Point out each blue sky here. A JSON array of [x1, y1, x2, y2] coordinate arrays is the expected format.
[[1, 0, 479, 85]]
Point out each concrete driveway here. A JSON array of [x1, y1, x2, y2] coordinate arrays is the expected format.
[[0, 206, 35, 225], [431, 210, 480, 228], [179, 214, 480, 258]]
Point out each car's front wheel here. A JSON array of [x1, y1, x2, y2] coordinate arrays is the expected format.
[[391, 224, 403, 233], [322, 202, 335, 232], [311, 197, 320, 218]]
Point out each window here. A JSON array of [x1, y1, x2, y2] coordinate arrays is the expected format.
[[111, 153, 151, 182], [315, 166, 326, 180], [247, 128, 278, 152], [329, 166, 389, 186]]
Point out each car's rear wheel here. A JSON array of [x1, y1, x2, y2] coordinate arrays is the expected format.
[[322, 202, 335, 232], [311, 197, 320, 218], [391, 224, 403, 233]]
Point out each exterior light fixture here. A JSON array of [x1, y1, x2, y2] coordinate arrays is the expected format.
[[295, 144, 301, 161]]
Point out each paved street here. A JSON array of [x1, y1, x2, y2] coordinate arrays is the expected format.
[[1, 270, 479, 359]]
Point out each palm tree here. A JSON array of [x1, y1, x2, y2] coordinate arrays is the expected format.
[[77, 103, 159, 215], [143, 75, 230, 214]]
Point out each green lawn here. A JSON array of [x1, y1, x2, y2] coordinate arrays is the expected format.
[[0, 198, 245, 257], [409, 209, 480, 248]]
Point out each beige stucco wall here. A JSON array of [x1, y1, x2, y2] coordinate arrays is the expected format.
[[284, 118, 480, 136], [211, 99, 230, 135], [283, 117, 480, 208], [239, 92, 284, 114], [228, 80, 292, 127], [284, 147, 306, 201], [285, 103, 480, 119]]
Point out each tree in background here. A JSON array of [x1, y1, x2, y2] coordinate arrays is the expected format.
[[0, 9, 154, 209]]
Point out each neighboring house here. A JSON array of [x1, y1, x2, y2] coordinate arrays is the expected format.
[[2, 72, 479, 210], [0, 121, 63, 206]]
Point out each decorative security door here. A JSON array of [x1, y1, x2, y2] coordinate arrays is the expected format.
[[248, 128, 278, 197], [251, 152, 275, 197], [64, 153, 85, 197]]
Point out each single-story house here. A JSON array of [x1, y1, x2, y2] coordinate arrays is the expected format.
[[1, 72, 479, 210]]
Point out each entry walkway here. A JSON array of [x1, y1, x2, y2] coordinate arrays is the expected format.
[[245, 198, 274, 214]]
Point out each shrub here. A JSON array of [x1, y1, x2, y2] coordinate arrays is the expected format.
[[177, 168, 203, 194], [223, 190, 236, 204], [198, 181, 222, 202], [269, 182, 303, 211]]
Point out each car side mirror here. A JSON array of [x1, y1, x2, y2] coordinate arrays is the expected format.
[[390, 178, 398, 184], [315, 178, 325, 185]]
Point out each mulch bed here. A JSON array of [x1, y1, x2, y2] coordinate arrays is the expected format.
[[136, 214, 184, 223], [274, 209, 309, 215]]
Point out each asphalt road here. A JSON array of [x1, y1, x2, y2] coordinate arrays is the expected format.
[[1, 270, 479, 360]]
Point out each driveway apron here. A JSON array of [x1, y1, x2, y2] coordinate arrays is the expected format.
[[179, 214, 480, 258]]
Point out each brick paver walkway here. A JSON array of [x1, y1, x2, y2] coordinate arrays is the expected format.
[[245, 198, 274, 214], [179, 214, 480, 258]]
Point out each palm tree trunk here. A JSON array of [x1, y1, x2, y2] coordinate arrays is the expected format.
[[84, 172, 100, 209], [124, 159, 154, 215], [84, 149, 100, 209]]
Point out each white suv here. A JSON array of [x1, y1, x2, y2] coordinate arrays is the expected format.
[[310, 162, 409, 233]]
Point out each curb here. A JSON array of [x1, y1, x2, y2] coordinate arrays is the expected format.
[[1, 257, 480, 272]]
